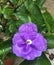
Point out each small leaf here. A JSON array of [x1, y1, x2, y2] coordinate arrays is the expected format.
[[9, 23, 17, 33], [20, 54, 51, 65], [7, 19, 17, 33], [2, 5, 14, 19]]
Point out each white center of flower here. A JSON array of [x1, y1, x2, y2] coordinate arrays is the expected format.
[[26, 39, 32, 45]]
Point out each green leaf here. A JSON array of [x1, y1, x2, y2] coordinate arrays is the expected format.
[[16, 3, 26, 13], [2, 5, 14, 19], [0, 39, 12, 55], [14, 4, 29, 22], [10, 0, 19, 5], [10, 0, 24, 6], [14, 13, 29, 22], [7, 19, 17, 34], [25, 1, 44, 32], [45, 34, 54, 48], [16, 20, 24, 27], [36, 0, 46, 8], [25, 0, 33, 9], [20, 54, 51, 65], [43, 11, 54, 32], [9, 23, 17, 33]]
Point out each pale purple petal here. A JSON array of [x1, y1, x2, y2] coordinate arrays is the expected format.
[[12, 45, 22, 57], [23, 49, 42, 60], [19, 22, 38, 32], [21, 45, 32, 55], [13, 45, 32, 56], [12, 33, 25, 45], [20, 32, 37, 40], [32, 33, 47, 51]]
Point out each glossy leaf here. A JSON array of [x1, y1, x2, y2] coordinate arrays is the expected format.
[[20, 54, 51, 65]]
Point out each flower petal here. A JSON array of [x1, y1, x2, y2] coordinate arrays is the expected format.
[[12, 45, 32, 57], [12, 33, 25, 46], [20, 32, 37, 41], [19, 22, 38, 32], [23, 49, 42, 60], [12, 45, 22, 57], [21, 45, 32, 55], [32, 33, 47, 51]]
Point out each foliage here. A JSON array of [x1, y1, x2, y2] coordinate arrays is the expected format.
[[0, 0, 54, 65]]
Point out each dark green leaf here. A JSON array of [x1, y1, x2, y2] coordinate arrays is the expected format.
[[16, 4, 26, 13], [9, 23, 17, 33], [2, 5, 14, 19], [43, 11, 54, 32], [0, 39, 12, 55], [45, 34, 54, 48], [10, 0, 25, 6], [36, 0, 46, 8], [20, 54, 51, 65], [14, 13, 29, 22], [15, 4, 29, 22], [25, 0, 33, 9], [25, 1, 44, 32], [7, 19, 17, 34], [16, 20, 24, 27], [10, 0, 19, 5]]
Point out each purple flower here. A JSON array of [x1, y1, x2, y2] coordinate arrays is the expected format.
[[12, 22, 47, 60]]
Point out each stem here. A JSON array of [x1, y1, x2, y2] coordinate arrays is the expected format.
[[28, 16, 31, 22]]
